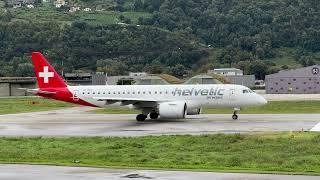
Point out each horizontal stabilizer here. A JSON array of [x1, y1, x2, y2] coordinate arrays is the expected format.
[[19, 88, 56, 95]]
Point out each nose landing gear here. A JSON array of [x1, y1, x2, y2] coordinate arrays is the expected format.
[[232, 113, 238, 120], [232, 108, 240, 120]]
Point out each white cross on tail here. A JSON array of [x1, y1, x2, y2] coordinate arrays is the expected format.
[[39, 66, 54, 83]]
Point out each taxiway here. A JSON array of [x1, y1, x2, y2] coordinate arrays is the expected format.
[[0, 107, 319, 136], [0, 164, 318, 180]]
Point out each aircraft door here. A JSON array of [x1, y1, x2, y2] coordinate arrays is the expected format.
[[72, 90, 80, 101], [229, 88, 236, 100]]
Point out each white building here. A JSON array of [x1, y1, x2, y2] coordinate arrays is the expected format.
[[26, 4, 34, 8], [208, 68, 255, 88], [208, 68, 243, 76], [129, 72, 147, 77], [69, 6, 80, 12], [83, 8, 91, 12], [54, 0, 66, 8]]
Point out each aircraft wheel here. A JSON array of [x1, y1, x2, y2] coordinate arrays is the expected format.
[[136, 114, 147, 122], [150, 112, 159, 119], [232, 114, 238, 120]]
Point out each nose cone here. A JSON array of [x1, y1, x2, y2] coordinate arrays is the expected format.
[[258, 95, 268, 105]]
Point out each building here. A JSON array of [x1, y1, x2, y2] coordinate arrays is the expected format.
[[208, 68, 243, 76], [135, 76, 169, 85], [26, 4, 34, 8], [83, 7, 91, 12], [227, 75, 255, 88], [0, 72, 106, 97], [107, 72, 170, 85], [54, 0, 65, 8], [69, 6, 80, 12], [208, 68, 255, 88], [64, 72, 106, 86], [129, 72, 147, 77], [184, 74, 222, 84], [0, 77, 36, 96], [265, 65, 320, 94]]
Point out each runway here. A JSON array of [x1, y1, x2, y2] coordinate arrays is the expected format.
[[0, 164, 318, 180], [0, 107, 319, 136]]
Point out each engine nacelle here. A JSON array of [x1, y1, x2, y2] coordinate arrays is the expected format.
[[158, 101, 187, 119], [187, 108, 201, 115]]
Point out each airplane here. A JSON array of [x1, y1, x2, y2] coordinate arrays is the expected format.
[[28, 52, 267, 121]]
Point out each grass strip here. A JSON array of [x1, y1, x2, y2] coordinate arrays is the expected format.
[[0, 97, 72, 114], [0, 133, 320, 174]]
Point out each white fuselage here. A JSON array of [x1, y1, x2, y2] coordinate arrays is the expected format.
[[67, 84, 267, 110]]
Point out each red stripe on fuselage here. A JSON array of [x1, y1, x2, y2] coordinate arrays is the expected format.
[[37, 87, 98, 107]]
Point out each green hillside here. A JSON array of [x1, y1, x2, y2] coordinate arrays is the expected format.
[[0, 0, 319, 78]]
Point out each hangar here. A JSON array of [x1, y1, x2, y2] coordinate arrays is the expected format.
[[265, 65, 320, 94]]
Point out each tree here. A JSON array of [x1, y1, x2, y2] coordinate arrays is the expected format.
[[248, 60, 268, 80], [134, 0, 143, 11], [15, 63, 34, 77], [169, 64, 186, 77]]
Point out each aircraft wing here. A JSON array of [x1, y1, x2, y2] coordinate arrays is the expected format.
[[92, 97, 161, 106]]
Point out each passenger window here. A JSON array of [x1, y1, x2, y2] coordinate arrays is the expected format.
[[243, 90, 249, 93]]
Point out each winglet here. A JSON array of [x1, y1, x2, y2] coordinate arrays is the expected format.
[[31, 52, 67, 89]]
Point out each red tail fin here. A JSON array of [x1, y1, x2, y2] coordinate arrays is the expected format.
[[31, 52, 67, 89]]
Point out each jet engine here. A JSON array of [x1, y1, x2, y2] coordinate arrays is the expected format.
[[187, 108, 201, 115], [158, 101, 187, 119]]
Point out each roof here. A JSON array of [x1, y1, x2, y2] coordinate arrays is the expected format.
[[213, 68, 242, 71], [266, 65, 320, 78], [184, 74, 222, 84]]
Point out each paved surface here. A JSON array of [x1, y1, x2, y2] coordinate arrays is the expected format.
[[0, 107, 319, 136], [0, 164, 318, 180], [261, 94, 320, 101]]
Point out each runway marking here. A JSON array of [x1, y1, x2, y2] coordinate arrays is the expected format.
[[310, 122, 320, 131]]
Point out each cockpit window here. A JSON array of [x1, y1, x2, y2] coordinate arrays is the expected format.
[[243, 90, 249, 93], [243, 89, 254, 94]]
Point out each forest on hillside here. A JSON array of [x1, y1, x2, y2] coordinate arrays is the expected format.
[[0, 0, 319, 79]]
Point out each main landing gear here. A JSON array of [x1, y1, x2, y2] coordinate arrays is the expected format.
[[136, 114, 147, 122], [149, 112, 159, 120], [232, 108, 240, 120], [136, 112, 159, 122]]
